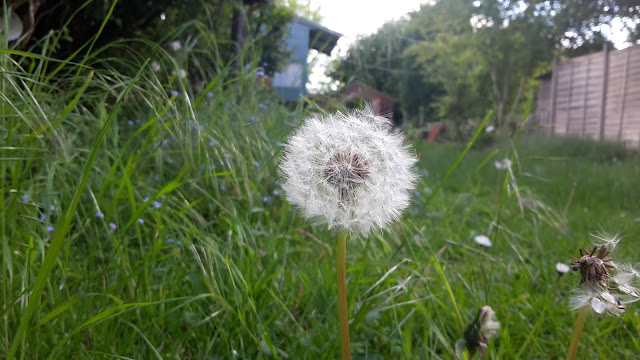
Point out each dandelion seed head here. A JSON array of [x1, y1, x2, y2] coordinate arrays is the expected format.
[[279, 106, 417, 235], [556, 262, 570, 275], [474, 235, 492, 247]]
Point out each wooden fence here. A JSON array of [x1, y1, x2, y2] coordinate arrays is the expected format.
[[536, 43, 640, 147]]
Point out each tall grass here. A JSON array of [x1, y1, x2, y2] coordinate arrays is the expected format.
[[2, 12, 640, 360]]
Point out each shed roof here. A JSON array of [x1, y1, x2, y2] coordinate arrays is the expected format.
[[294, 17, 342, 55]]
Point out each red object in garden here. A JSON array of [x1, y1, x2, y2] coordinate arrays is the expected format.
[[427, 126, 440, 142]]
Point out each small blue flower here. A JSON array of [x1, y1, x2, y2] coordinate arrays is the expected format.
[[272, 189, 280, 196], [209, 140, 217, 147], [262, 62, 268, 67], [276, 142, 282, 147], [39, 214, 46, 222], [167, 238, 175, 245], [262, 196, 271, 203], [206, 92, 214, 98], [143, 196, 149, 202], [258, 103, 265, 109], [154, 175, 159, 182], [162, 139, 168, 146], [135, 119, 141, 125], [200, 164, 206, 171], [95, 211, 105, 219], [308, 105, 314, 110], [46, 225, 54, 233], [109, 222, 117, 232], [253, 161, 260, 168], [22, 194, 28, 203], [177, 240, 182, 249], [256, 70, 265, 77], [414, 191, 421, 197], [274, 180, 280, 186], [50, 204, 57, 211], [170, 90, 181, 98], [250, 116, 258, 122], [219, 185, 226, 192], [265, 99, 272, 105], [127, 120, 134, 126], [152, 201, 162, 209], [137, 218, 144, 224]]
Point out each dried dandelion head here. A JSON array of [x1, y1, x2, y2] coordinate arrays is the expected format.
[[456, 305, 500, 359], [568, 233, 640, 317], [279, 106, 417, 235]]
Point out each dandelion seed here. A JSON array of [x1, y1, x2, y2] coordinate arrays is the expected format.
[[494, 159, 511, 170], [474, 235, 492, 247], [279, 106, 417, 235], [556, 262, 571, 275], [485, 125, 495, 133], [95, 211, 105, 219], [151, 61, 161, 72], [177, 69, 187, 79]]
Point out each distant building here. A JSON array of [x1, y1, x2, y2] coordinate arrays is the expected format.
[[273, 17, 341, 100], [338, 82, 395, 120]]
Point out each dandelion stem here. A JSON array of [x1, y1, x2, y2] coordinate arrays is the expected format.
[[336, 230, 351, 360], [566, 306, 588, 360]]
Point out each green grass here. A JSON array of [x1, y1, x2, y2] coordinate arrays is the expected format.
[[2, 20, 640, 360]]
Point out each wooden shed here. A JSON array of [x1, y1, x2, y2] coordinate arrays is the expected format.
[[339, 82, 395, 120], [273, 17, 342, 101], [536, 43, 640, 147]]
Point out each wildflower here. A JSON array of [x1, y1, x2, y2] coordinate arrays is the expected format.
[[258, 103, 265, 109], [95, 211, 105, 219], [167, 238, 175, 245], [474, 235, 492, 247], [262, 61, 268, 67], [272, 189, 280, 196], [274, 180, 280, 186], [152, 201, 162, 209], [259, 249, 266, 256], [279, 106, 417, 235], [263, 196, 271, 203], [177, 240, 183, 249], [21, 194, 28, 203], [135, 119, 141, 125], [253, 161, 260, 168], [109, 222, 117, 232], [50, 204, 57, 211], [414, 191, 421, 197], [169, 40, 181, 52], [170, 90, 181, 98], [143, 196, 149, 202], [485, 125, 495, 133], [127, 120, 134, 126], [206, 92, 214, 98], [456, 306, 500, 358], [219, 185, 226, 192], [137, 218, 144, 224], [46, 225, 54, 233], [209, 140, 217, 147], [151, 61, 161, 72], [556, 262, 571, 275]]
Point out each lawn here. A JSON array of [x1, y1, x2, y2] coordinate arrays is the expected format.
[[2, 36, 640, 360]]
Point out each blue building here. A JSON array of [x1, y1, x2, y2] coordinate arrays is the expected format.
[[273, 17, 341, 101]]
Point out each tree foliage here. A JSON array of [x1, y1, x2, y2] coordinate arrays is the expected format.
[[331, 0, 640, 129]]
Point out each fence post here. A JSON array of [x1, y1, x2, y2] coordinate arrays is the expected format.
[[549, 58, 559, 135], [598, 42, 610, 141], [616, 49, 630, 142]]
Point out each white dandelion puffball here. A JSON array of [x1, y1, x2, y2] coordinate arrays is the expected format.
[[280, 107, 417, 235]]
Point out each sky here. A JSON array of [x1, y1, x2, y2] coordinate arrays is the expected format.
[[303, 0, 635, 93]]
